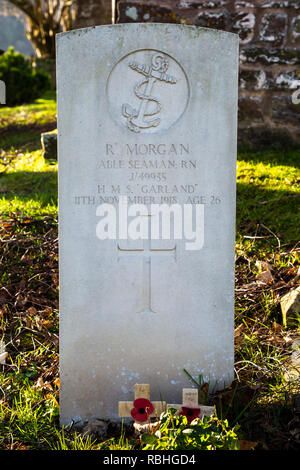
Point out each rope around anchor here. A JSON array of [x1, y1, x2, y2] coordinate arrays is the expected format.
[[134, 78, 162, 118]]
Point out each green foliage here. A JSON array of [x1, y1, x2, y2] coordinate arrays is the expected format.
[[97, 432, 137, 450], [183, 370, 209, 404], [0, 377, 60, 449], [0, 47, 50, 106], [48, 430, 97, 450], [236, 150, 300, 244], [0, 150, 57, 218], [141, 409, 240, 450]]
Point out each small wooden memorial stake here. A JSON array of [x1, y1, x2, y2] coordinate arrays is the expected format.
[[168, 388, 215, 420], [118, 384, 166, 423], [0, 341, 7, 365]]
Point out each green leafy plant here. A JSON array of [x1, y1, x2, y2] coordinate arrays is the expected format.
[[141, 409, 240, 450], [48, 429, 97, 450], [0, 47, 50, 106], [183, 370, 210, 404]]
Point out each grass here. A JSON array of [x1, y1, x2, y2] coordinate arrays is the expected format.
[[0, 91, 57, 152], [0, 93, 299, 450], [0, 150, 57, 218], [0, 91, 57, 128], [236, 150, 300, 244]]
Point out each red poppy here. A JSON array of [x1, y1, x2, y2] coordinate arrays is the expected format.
[[180, 406, 201, 423], [131, 398, 154, 422]]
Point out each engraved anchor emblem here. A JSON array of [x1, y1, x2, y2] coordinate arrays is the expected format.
[[122, 53, 177, 133]]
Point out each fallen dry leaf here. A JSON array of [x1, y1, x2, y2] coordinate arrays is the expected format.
[[45, 394, 59, 406], [27, 306, 37, 316], [234, 323, 244, 337], [34, 376, 44, 389], [256, 270, 274, 284], [273, 321, 282, 333], [239, 440, 258, 450], [234, 323, 245, 345]]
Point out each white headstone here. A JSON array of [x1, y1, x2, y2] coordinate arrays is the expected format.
[[57, 23, 239, 426]]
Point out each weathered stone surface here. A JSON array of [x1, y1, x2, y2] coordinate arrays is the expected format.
[[291, 15, 300, 43], [41, 129, 57, 162], [240, 47, 300, 65], [239, 69, 273, 90], [272, 95, 300, 126], [281, 287, 300, 328], [82, 419, 108, 440], [232, 12, 255, 44], [82, 419, 133, 440], [177, 0, 228, 6], [259, 13, 288, 46], [238, 96, 264, 123], [194, 10, 230, 30], [261, 1, 300, 8], [74, 0, 112, 27], [182, 0, 228, 7], [118, 2, 181, 23], [234, 1, 256, 7], [275, 70, 300, 90], [57, 23, 238, 425], [238, 126, 300, 150]]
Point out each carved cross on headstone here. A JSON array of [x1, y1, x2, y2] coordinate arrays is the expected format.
[[167, 388, 215, 421], [118, 214, 176, 314], [118, 384, 166, 423]]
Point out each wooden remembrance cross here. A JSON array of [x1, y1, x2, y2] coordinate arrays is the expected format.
[[117, 214, 176, 314], [119, 384, 166, 423], [168, 388, 215, 419]]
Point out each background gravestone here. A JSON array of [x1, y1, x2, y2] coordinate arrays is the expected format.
[[0, 79, 5, 104], [0, 0, 35, 56], [57, 23, 239, 426]]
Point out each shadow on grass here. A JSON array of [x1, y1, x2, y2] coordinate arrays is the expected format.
[[0, 170, 57, 211], [217, 390, 299, 450], [238, 148, 300, 169], [236, 182, 300, 244], [0, 123, 57, 152]]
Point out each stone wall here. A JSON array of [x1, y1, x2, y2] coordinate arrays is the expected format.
[[74, 0, 113, 28], [116, 0, 300, 148]]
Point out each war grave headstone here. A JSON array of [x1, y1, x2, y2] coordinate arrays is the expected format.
[[56, 23, 239, 425]]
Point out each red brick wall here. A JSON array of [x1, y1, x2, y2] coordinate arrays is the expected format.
[[116, 0, 300, 148]]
